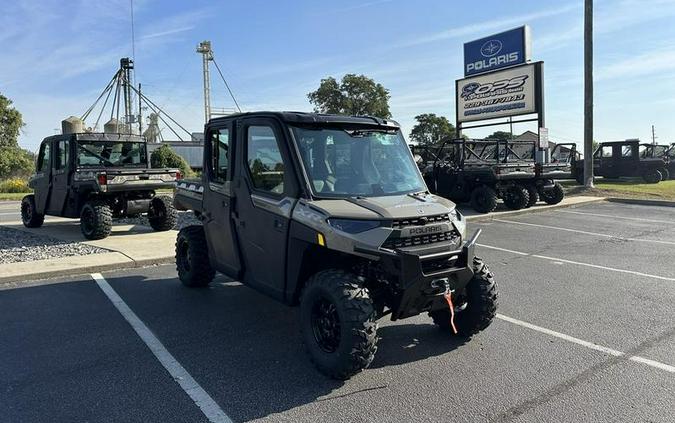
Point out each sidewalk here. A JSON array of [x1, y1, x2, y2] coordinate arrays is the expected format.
[[0, 220, 177, 284]]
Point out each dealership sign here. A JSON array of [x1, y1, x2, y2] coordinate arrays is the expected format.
[[463, 26, 531, 76], [456, 63, 540, 123]]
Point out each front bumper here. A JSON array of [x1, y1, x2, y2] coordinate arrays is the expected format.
[[356, 229, 481, 320]]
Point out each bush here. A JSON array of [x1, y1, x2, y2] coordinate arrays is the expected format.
[[0, 177, 30, 193], [150, 145, 193, 177], [0, 146, 34, 179]]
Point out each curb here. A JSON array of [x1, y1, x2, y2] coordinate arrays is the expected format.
[[464, 196, 607, 222], [606, 197, 675, 208], [0, 255, 174, 286]]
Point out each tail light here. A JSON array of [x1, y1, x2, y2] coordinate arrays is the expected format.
[[176, 171, 183, 180], [97, 173, 107, 185]]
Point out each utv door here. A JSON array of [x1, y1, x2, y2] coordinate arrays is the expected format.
[[233, 118, 296, 299], [33, 140, 52, 215], [595, 145, 615, 177], [47, 138, 71, 215], [617, 144, 638, 177], [202, 124, 242, 278]]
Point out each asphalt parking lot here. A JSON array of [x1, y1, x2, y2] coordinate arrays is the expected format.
[[1, 201, 674, 422]]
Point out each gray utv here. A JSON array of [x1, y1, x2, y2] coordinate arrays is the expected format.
[[22, 133, 179, 239], [174, 112, 498, 379]]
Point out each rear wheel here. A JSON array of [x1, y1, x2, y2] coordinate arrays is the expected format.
[[525, 185, 538, 208], [148, 195, 177, 231], [502, 185, 529, 210], [80, 200, 112, 240], [540, 182, 565, 205], [658, 167, 670, 181], [176, 225, 215, 287], [429, 257, 498, 337], [642, 169, 662, 184], [300, 269, 378, 379], [470, 186, 498, 213], [21, 194, 44, 228]]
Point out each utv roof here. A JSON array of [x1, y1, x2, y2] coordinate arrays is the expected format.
[[44, 133, 146, 143], [208, 111, 400, 129]]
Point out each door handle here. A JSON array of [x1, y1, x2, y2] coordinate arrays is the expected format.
[[273, 219, 284, 230]]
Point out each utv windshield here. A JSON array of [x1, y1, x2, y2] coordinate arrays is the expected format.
[[292, 127, 426, 197], [77, 141, 147, 167]]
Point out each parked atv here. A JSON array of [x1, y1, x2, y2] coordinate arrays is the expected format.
[[22, 132, 179, 239], [574, 140, 669, 184], [174, 112, 498, 379], [420, 139, 559, 213], [640, 143, 675, 180]]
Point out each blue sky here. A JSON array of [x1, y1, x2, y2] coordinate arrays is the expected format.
[[2, 0, 674, 151]]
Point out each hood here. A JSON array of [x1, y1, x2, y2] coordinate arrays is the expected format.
[[307, 193, 456, 220]]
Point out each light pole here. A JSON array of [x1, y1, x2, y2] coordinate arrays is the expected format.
[[584, 0, 594, 188]]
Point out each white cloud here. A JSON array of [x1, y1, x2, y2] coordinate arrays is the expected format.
[[398, 4, 579, 48]]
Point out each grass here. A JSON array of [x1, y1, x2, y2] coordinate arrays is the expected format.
[[563, 178, 675, 201], [0, 192, 30, 201]]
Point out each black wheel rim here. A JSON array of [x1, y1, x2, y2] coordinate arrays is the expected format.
[[310, 297, 341, 353], [177, 238, 191, 272], [82, 207, 94, 235]]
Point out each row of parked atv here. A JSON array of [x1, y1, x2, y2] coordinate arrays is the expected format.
[[413, 139, 674, 213], [412, 139, 568, 213]]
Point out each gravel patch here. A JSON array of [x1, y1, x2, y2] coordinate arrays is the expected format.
[[0, 227, 108, 264], [118, 211, 201, 230]]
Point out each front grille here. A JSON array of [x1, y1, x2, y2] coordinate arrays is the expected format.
[[382, 231, 459, 250], [392, 214, 450, 229]]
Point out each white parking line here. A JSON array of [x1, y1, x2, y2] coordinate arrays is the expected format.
[[91, 273, 232, 423], [478, 243, 675, 282], [492, 218, 675, 246], [497, 314, 675, 373], [557, 209, 675, 224], [0, 212, 18, 216]]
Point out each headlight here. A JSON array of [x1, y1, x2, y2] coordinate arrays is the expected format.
[[449, 208, 467, 239], [327, 218, 381, 234]]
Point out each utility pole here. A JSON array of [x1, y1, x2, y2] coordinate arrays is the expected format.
[[196, 41, 213, 125], [652, 125, 657, 145], [583, 0, 594, 188]]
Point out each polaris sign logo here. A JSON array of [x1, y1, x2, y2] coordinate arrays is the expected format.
[[464, 26, 531, 76]]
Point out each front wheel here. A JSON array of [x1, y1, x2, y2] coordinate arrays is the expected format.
[[539, 182, 565, 205], [80, 200, 112, 240], [148, 195, 177, 231], [21, 194, 44, 228], [429, 257, 498, 337], [300, 269, 378, 380], [176, 225, 215, 287]]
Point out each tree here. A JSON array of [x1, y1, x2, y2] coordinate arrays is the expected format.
[[409, 114, 456, 146], [486, 131, 513, 141], [308, 74, 391, 118], [0, 146, 34, 179], [150, 145, 193, 177], [0, 93, 24, 148]]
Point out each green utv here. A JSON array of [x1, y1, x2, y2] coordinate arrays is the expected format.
[[174, 112, 498, 379], [22, 133, 179, 240]]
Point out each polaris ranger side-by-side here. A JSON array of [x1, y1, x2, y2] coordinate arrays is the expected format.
[[420, 139, 562, 213], [174, 112, 497, 379], [640, 143, 674, 180], [22, 133, 179, 239], [574, 139, 670, 183]]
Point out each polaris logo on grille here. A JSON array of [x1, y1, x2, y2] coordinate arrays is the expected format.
[[409, 225, 444, 235]]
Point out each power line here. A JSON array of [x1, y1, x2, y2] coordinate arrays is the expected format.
[[212, 57, 242, 113]]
